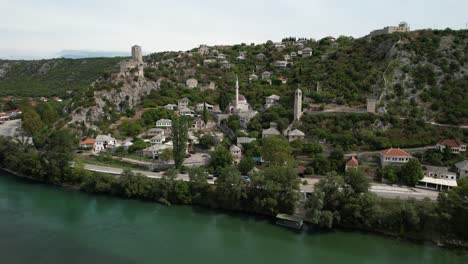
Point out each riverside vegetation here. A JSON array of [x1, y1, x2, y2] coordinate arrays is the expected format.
[[1, 128, 467, 247]]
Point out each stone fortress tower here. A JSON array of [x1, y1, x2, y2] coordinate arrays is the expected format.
[[131, 45, 143, 64], [119, 45, 144, 78], [294, 88, 303, 121]]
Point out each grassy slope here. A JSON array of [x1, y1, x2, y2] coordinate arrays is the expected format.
[[0, 57, 123, 97]]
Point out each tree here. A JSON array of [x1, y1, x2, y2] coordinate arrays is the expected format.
[[344, 169, 370, 194], [172, 115, 189, 169], [215, 166, 246, 209], [159, 148, 173, 161], [438, 178, 468, 240], [238, 156, 255, 175], [381, 165, 398, 183], [119, 120, 142, 137], [199, 134, 215, 149], [189, 168, 211, 204], [202, 102, 209, 124], [261, 136, 293, 166], [218, 92, 230, 112], [209, 145, 233, 174], [400, 158, 424, 185], [22, 107, 45, 135]]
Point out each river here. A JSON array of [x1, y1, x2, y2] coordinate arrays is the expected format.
[[0, 171, 466, 264]]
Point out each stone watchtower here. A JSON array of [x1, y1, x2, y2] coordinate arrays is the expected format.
[[367, 98, 377, 113], [294, 88, 303, 121], [131, 45, 143, 64]]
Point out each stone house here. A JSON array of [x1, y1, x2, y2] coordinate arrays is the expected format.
[[198, 45, 209, 55], [220, 60, 232, 69], [262, 123, 281, 138], [150, 134, 166, 144], [147, 128, 165, 137], [230, 145, 242, 163], [237, 137, 256, 145], [345, 156, 359, 171], [186, 78, 198, 89], [178, 106, 195, 117], [262, 71, 272, 80], [238, 110, 258, 129], [192, 118, 206, 130], [436, 139, 466, 153], [273, 61, 288, 68], [422, 165, 456, 180], [94, 135, 116, 153], [196, 102, 214, 113], [156, 119, 172, 128], [455, 160, 468, 179], [256, 53, 266, 61], [301, 48, 313, 57], [290, 52, 298, 58], [177, 97, 191, 108], [249, 73, 259, 82], [380, 148, 412, 167], [265, 94, 280, 109], [164, 104, 177, 111], [287, 129, 305, 142]]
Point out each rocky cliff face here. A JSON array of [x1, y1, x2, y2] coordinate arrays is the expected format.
[[69, 77, 161, 128]]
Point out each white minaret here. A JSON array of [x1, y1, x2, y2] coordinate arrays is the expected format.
[[235, 76, 239, 110], [131, 45, 143, 64], [294, 88, 303, 121]]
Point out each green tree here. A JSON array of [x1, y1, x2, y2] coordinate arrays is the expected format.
[[209, 145, 233, 174], [261, 136, 293, 166], [159, 148, 173, 161], [344, 169, 370, 194], [22, 107, 45, 135], [438, 178, 468, 240], [199, 134, 215, 149], [202, 102, 209, 124], [172, 115, 189, 169], [238, 156, 255, 175], [215, 166, 246, 209], [400, 158, 424, 185]]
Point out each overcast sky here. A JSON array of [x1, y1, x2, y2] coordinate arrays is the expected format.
[[1, 0, 467, 59]]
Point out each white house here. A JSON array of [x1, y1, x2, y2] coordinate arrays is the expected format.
[[94, 135, 116, 153], [422, 165, 457, 180], [186, 78, 198, 89], [265, 94, 280, 109], [436, 139, 466, 153], [147, 128, 165, 137], [150, 134, 166, 144], [177, 97, 191, 108], [287, 129, 305, 142], [178, 106, 195, 117], [302, 48, 313, 57], [290, 52, 298, 58], [256, 53, 266, 60], [273, 60, 288, 68], [230, 145, 242, 163], [416, 177, 457, 191], [262, 123, 281, 138], [156, 119, 172, 128], [164, 104, 177, 111], [380, 148, 412, 167], [196, 102, 214, 112], [249, 73, 258, 82]]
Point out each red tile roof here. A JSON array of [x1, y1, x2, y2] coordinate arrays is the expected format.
[[80, 138, 95, 145], [381, 148, 411, 157], [346, 156, 359, 167], [438, 139, 465, 147]]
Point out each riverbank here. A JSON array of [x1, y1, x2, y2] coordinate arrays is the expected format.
[[1, 167, 467, 253]]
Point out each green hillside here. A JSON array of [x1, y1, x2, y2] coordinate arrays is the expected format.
[[0, 57, 123, 97]]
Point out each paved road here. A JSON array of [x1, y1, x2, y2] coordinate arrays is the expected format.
[[84, 164, 438, 200], [83, 164, 215, 184], [0, 119, 21, 137]]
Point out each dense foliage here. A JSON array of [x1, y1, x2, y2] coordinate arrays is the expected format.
[[0, 57, 121, 97]]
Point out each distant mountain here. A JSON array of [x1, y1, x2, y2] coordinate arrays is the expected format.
[[55, 50, 129, 59]]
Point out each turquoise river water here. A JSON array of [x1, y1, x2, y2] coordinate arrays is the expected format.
[[0, 170, 467, 264]]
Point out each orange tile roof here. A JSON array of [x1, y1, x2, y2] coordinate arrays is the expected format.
[[80, 138, 95, 145], [381, 148, 411, 157], [346, 156, 359, 167], [438, 139, 465, 147]]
